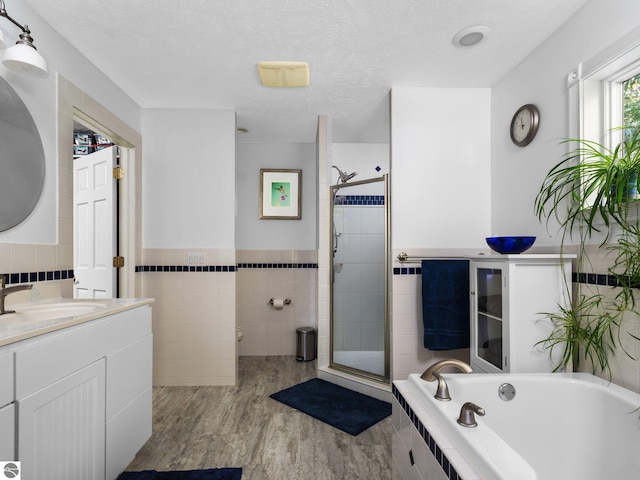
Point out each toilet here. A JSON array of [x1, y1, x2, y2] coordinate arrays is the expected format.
[[237, 324, 244, 342]]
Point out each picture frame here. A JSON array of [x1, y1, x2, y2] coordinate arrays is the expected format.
[[259, 168, 302, 220]]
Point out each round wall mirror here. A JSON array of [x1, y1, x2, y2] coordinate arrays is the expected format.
[[0, 76, 46, 232]]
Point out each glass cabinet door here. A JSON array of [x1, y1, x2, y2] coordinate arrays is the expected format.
[[476, 267, 503, 370]]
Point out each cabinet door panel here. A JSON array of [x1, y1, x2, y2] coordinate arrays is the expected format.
[[0, 403, 14, 460], [18, 359, 106, 480]]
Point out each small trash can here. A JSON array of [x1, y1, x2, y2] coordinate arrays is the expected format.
[[296, 327, 316, 361]]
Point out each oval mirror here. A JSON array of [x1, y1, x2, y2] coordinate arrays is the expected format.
[[0, 76, 46, 232]]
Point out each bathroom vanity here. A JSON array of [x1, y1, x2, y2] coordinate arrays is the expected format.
[[0, 298, 153, 480], [470, 255, 573, 373]]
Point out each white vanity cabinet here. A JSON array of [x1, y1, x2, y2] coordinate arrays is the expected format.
[[469, 255, 572, 374], [0, 352, 14, 460], [2, 303, 152, 480]]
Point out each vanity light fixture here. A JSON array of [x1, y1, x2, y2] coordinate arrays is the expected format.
[[0, 0, 48, 78], [452, 26, 491, 48]]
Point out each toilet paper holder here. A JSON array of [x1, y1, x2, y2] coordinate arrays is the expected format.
[[269, 298, 292, 306]]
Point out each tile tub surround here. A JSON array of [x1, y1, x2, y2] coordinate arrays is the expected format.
[[236, 249, 318, 357], [141, 248, 237, 387], [392, 380, 477, 480]]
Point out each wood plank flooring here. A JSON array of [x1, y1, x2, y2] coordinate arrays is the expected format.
[[126, 356, 392, 479]]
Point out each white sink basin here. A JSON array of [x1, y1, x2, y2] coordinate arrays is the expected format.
[[3, 302, 108, 322]]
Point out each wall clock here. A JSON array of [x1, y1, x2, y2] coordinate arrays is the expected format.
[[510, 104, 539, 147]]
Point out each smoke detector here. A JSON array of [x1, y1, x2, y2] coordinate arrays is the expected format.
[[257, 61, 309, 88]]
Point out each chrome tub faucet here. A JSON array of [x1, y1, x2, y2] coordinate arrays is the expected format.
[[0, 276, 32, 315], [421, 359, 473, 402], [457, 402, 485, 428]]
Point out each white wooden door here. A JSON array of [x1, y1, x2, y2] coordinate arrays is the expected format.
[[73, 147, 117, 299]]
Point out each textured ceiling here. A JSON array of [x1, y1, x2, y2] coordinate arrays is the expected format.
[[23, 0, 588, 143]]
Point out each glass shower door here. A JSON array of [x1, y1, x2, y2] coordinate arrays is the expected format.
[[330, 175, 389, 383]]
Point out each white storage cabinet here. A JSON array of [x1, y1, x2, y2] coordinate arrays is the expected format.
[[2, 304, 152, 480], [469, 255, 573, 374]]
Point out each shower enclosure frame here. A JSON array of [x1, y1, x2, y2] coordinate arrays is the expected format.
[[329, 174, 390, 384]]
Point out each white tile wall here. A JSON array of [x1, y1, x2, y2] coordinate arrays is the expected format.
[[391, 247, 476, 380], [237, 250, 318, 356], [141, 248, 237, 386]]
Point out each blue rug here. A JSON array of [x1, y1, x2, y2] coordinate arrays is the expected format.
[[269, 378, 391, 436], [117, 468, 242, 480]]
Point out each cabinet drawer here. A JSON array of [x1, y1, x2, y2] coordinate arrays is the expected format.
[[0, 353, 13, 406], [106, 334, 152, 420], [106, 387, 152, 480]]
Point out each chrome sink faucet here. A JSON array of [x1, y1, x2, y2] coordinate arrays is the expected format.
[[0, 276, 33, 315], [421, 359, 473, 402]]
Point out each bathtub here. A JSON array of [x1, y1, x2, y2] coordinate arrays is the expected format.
[[398, 372, 640, 480]]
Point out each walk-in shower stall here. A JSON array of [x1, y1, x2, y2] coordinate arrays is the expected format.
[[330, 174, 389, 383]]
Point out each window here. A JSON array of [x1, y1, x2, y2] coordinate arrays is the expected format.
[[623, 72, 640, 137], [568, 26, 640, 149]]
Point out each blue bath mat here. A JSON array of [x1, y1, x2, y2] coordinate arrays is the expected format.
[[269, 378, 391, 436], [117, 468, 242, 480]]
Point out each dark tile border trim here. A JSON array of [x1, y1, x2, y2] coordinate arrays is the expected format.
[[393, 267, 423, 275], [393, 384, 463, 480], [134, 265, 238, 273], [394, 267, 624, 288], [134, 263, 318, 273], [1, 263, 319, 281], [1, 270, 74, 285], [237, 263, 318, 269], [334, 194, 385, 206]]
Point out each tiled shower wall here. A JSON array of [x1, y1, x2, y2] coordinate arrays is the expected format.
[[237, 249, 318, 356], [333, 197, 385, 352], [140, 248, 237, 386]]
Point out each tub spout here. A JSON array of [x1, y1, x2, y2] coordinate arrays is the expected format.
[[421, 359, 473, 381], [431, 372, 452, 402], [457, 401, 485, 428], [421, 359, 473, 401], [0, 276, 33, 315]]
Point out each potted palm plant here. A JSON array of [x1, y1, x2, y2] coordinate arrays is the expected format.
[[534, 127, 640, 373]]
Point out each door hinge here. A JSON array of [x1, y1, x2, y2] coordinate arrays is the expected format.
[[113, 166, 124, 180], [113, 256, 125, 268]]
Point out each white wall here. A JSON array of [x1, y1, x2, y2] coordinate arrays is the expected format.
[[491, 0, 640, 242], [235, 143, 317, 250], [142, 109, 236, 249], [0, 1, 140, 245], [389, 87, 491, 380], [391, 87, 492, 248], [491, 0, 640, 391]]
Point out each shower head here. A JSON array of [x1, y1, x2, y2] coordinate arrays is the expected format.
[[332, 165, 358, 184]]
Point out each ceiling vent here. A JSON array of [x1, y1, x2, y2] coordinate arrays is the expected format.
[[257, 61, 309, 88]]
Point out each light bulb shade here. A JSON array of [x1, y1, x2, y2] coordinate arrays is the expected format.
[[0, 29, 5, 49], [3, 43, 48, 78]]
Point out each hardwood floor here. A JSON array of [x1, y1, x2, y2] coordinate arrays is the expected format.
[[126, 356, 392, 479]]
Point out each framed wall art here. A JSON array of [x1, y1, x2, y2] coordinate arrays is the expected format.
[[259, 168, 302, 219]]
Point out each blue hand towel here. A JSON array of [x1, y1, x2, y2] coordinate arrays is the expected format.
[[421, 260, 470, 350]]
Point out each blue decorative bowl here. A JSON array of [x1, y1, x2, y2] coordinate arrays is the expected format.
[[486, 236, 536, 254]]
